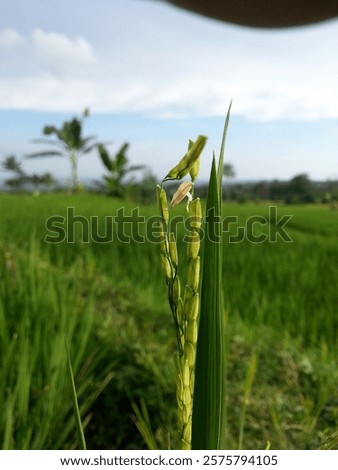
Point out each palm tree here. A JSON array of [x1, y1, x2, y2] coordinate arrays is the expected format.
[[97, 143, 145, 198], [26, 108, 97, 192], [223, 163, 236, 179], [2, 155, 55, 191]]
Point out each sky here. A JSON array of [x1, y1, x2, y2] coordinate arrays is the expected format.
[[1, 0, 338, 183]]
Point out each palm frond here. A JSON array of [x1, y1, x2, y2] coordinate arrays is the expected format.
[[25, 150, 64, 159]]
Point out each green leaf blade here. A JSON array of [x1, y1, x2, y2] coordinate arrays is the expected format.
[[217, 101, 232, 201], [192, 156, 226, 449], [25, 150, 64, 158], [65, 337, 87, 450]]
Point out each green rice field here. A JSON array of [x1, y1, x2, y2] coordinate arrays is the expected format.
[[1, 192, 337, 449]]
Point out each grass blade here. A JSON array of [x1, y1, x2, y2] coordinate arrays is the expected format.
[[192, 107, 232, 449], [192, 157, 226, 449], [3, 392, 14, 449], [217, 101, 232, 201], [238, 350, 257, 449], [65, 337, 87, 450], [132, 398, 158, 450]]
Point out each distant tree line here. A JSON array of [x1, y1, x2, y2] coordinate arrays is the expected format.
[[213, 173, 338, 205], [1, 109, 337, 205]]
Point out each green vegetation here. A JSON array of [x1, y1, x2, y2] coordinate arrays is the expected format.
[[222, 174, 338, 205], [26, 108, 97, 192], [96, 142, 156, 203], [1, 155, 55, 192], [156, 134, 208, 449], [98, 143, 143, 198], [0, 191, 337, 449]]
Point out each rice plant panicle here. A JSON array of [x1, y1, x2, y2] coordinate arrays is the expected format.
[[163, 135, 207, 182], [157, 136, 205, 449]]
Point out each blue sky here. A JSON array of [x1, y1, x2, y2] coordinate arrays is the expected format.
[[1, 0, 338, 182]]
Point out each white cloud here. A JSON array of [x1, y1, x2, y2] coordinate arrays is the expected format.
[[0, 28, 96, 80], [1, 11, 338, 121], [31, 29, 95, 71], [0, 28, 24, 49]]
